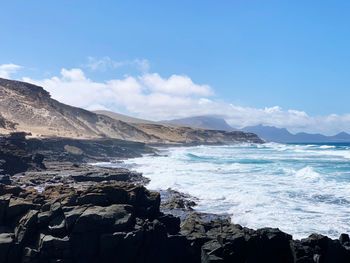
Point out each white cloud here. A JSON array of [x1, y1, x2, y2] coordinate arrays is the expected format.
[[141, 73, 213, 96], [0, 64, 21, 78], [86, 56, 150, 73], [21, 67, 350, 135]]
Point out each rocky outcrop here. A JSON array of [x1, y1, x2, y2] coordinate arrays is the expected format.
[[11, 162, 149, 189], [25, 136, 154, 163], [0, 183, 349, 263], [0, 183, 178, 263], [0, 131, 154, 168], [0, 114, 16, 130], [0, 133, 45, 177]]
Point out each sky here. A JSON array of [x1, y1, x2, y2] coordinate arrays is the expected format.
[[1, 0, 350, 135]]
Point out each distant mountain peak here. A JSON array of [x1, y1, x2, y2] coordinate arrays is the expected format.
[[242, 124, 350, 143], [163, 115, 234, 131]]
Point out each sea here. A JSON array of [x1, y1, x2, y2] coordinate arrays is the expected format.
[[99, 142, 350, 240]]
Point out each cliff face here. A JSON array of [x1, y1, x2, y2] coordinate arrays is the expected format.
[[0, 78, 158, 142], [0, 78, 262, 144]]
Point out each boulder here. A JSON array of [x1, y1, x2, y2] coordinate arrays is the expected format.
[[14, 209, 38, 244], [39, 234, 71, 260], [6, 198, 33, 222], [73, 204, 134, 233]]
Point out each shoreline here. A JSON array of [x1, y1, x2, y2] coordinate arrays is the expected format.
[[1, 133, 350, 262], [116, 143, 350, 241]]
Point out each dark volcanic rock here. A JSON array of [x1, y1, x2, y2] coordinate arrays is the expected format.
[[0, 133, 45, 176], [10, 161, 149, 189], [0, 183, 186, 263], [0, 183, 348, 263], [0, 131, 154, 181], [25, 136, 154, 163]]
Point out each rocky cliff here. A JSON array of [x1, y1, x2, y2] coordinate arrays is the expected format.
[[0, 78, 159, 142], [0, 78, 262, 144]]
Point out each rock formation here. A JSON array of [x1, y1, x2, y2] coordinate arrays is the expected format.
[[0, 183, 349, 263], [0, 133, 45, 177]]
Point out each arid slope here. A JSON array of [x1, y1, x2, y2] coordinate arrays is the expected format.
[[0, 78, 262, 144]]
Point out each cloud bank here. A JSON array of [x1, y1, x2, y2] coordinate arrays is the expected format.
[[20, 66, 350, 136]]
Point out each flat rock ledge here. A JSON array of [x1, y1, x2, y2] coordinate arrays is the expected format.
[[0, 183, 349, 263]]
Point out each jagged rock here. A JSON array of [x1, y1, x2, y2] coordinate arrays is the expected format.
[[14, 209, 38, 244], [48, 214, 67, 236], [0, 194, 10, 224], [76, 193, 109, 206], [0, 233, 14, 262], [0, 175, 11, 185], [339, 233, 350, 244], [127, 185, 160, 218], [39, 234, 71, 260], [0, 133, 45, 176], [6, 198, 33, 222], [297, 234, 350, 263], [63, 206, 87, 232], [158, 214, 180, 235], [0, 183, 349, 263], [73, 204, 134, 233], [11, 162, 149, 190]]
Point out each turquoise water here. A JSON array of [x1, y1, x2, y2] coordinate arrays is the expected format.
[[106, 143, 350, 239]]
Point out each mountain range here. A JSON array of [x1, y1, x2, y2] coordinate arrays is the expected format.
[[242, 125, 350, 143], [0, 78, 262, 144], [3, 76, 345, 144], [164, 116, 350, 143]]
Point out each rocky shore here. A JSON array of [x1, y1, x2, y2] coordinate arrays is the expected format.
[[1, 183, 350, 263], [1, 133, 350, 262]]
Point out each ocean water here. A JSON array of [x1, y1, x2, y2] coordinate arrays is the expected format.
[[103, 143, 350, 239]]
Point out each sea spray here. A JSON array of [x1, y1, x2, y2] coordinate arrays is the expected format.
[[104, 142, 350, 239]]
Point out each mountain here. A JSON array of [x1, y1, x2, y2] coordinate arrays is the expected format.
[[0, 78, 159, 142], [94, 110, 156, 124], [242, 124, 350, 143], [163, 116, 234, 131], [241, 125, 295, 143], [0, 78, 262, 144]]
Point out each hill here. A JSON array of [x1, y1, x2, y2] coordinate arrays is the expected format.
[[0, 78, 262, 144], [94, 110, 157, 124], [163, 116, 234, 131]]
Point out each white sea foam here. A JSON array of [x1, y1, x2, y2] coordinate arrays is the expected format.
[[104, 142, 350, 239], [319, 145, 336, 149]]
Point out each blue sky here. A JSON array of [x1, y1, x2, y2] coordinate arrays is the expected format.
[[1, 1, 350, 134]]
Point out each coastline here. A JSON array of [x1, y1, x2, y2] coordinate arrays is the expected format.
[[1, 133, 350, 262]]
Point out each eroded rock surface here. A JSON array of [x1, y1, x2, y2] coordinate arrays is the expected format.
[[0, 183, 349, 263], [0, 133, 45, 177], [11, 162, 148, 189]]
